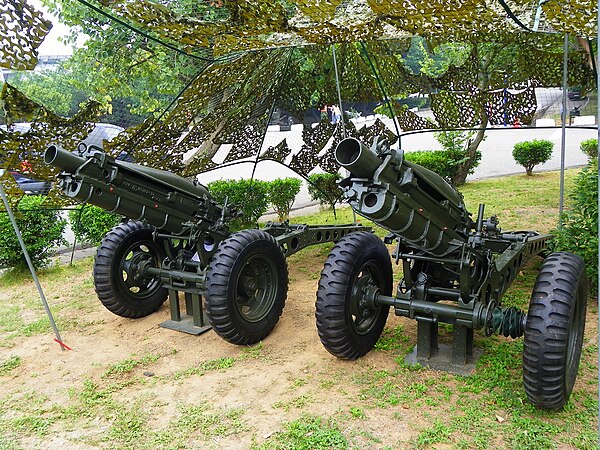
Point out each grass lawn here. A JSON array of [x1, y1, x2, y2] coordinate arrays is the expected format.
[[0, 168, 597, 449]]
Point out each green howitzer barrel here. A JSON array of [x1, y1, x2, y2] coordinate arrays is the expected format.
[[45, 145, 224, 234], [335, 137, 474, 257]]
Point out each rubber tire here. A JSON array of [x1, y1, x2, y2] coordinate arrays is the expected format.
[[205, 229, 288, 345], [94, 220, 167, 318], [523, 252, 588, 410], [316, 232, 392, 359]]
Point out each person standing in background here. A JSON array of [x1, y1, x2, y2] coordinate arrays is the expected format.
[[319, 104, 329, 121], [331, 105, 341, 124]]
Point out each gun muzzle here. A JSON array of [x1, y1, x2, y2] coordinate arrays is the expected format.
[[336, 137, 474, 256], [335, 137, 384, 179], [45, 144, 221, 234], [44, 145, 86, 173]]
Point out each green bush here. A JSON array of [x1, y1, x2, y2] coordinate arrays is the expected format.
[[552, 160, 598, 292], [208, 179, 270, 229], [307, 173, 344, 219], [579, 138, 598, 160], [512, 139, 554, 175], [0, 196, 67, 269], [267, 177, 302, 222], [404, 148, 481, 184], [68, 205, 121, 245]]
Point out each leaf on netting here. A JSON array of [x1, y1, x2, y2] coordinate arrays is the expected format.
[[542, 0, 596, 37]]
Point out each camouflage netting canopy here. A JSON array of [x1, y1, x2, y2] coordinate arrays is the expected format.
[[1, 0, 52, 70], [73, 0, 599, 56], [0, 0, 598, 207]]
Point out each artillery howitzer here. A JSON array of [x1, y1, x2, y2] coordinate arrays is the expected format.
[[45, 145, 368, 344], [316, 137, 587, 410]]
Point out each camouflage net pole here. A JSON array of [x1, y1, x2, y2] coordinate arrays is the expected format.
[[559, 33, 569, 219], [0, 170, 67, 351], [596, 2, 600, 443], [331, 44, 347, 139]]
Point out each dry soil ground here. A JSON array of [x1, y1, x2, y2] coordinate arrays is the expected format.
[[0, 239, 597, 449]]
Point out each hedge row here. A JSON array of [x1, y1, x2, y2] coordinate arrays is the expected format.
[[208, 177, 302, 229], [0, 178, 304, 269], [580, 138, 598, 159], [0, 196, 67, 269]]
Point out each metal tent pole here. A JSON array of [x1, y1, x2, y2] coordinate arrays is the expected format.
[[70, 205, 85, 265], [559, 33, 569, 222], [331, 44, 347, 139], [596, 2, 600, 444], [359, 42, 402, 147], [332, 44, 356, 221], [0, 172, 66, 350]]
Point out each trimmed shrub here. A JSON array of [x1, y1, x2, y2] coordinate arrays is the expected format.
[[0, 195, 67, 269], [512, 139, 553, 175], [307, 173, 344, 219], [580, 138, 598, 160], [404, 148, 481, 185], [267, 177, 302, 222], [208, 179, 270, 229], [552, 160, 598, 292], [68, 205, 121, 245]]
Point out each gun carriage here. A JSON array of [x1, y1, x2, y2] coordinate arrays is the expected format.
[[45, 145, 368, 344], [316, 137, 587, 410]]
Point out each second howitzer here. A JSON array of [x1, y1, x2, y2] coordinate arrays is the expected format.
[[316, 137, 587, 410], [45, 144, 368, 344]]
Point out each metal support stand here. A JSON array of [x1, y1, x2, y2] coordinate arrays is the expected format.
[[452, 325, 474, 366], [405, 321, 481, 376], [159, 288, 211, 335], [416, 320, 438, 359]]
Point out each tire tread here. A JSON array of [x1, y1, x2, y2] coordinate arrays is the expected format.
[[523, 252, 587, 410]]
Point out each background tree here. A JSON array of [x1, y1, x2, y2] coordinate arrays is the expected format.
[[307, 173, 344, 219], [267, 178, 302, 222], [11, 0, 212, 125]]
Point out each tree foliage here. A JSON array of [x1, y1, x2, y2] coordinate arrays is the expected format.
[[267, 178, 302, 222], [552, 160, 598, 292], [9, 69, 87, 116], [403, 37, 470, 77], [307, 173, 344, 219], [14, 0, 207, 125]]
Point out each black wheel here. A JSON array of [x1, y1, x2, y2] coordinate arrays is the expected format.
[[523, 252, 588, 410], [205, 229, 288, 345], [316, 232, 392, 359], [94, 220, 167, 318]]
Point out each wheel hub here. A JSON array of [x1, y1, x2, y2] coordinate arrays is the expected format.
[[235, 257, 277, 322], [127, 251, 157, 284], [353, 275, 375, 309], [350, 269, 381, 334], [243, 277, 259, 295]]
